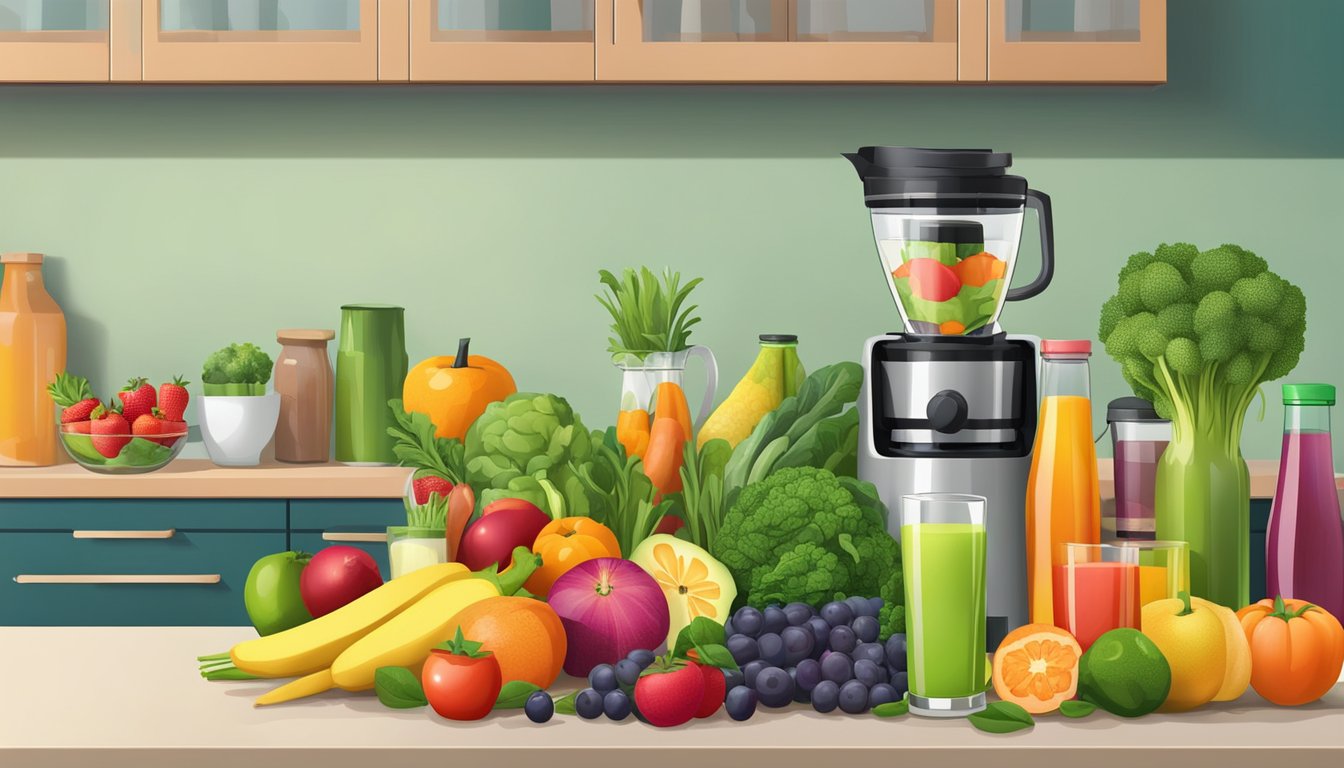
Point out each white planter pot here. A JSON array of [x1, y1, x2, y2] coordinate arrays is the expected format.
[[199, 393, 280, 467]]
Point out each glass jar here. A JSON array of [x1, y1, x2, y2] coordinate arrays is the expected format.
[[1106, 397, 1171, 540], [273, 329, 335, 464], [387, 525, 447, 579]]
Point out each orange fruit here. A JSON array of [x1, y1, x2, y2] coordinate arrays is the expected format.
[[992, 623, 1083, 714], [448, 596, 567, 688]]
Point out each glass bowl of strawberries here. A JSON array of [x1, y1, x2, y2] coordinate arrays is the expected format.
[[50, 373, 191, 474]]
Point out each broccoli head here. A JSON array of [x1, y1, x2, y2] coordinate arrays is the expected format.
[[201, 342, 273, 395], [711, 466, 905, 637]]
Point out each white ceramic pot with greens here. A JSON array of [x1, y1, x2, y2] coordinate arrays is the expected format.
[[198, 342, 279, 466]]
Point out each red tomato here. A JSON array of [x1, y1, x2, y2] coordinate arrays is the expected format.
[[421, 648, 503, 721], [906, 258, 961, 302]]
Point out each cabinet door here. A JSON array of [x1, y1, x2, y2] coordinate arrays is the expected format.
[[410, 0, 594, 81], [597, 0, 958, 83], [141, 0, 379, 81], [984, 0, 1165, 83], [0, 0, 112, 81]]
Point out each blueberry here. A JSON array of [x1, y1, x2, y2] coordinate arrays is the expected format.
[[603, 689, 632, 721], [867, 597, 885, 616], [724, 668, 745, 690], [626, 648, 656, 669], [783, 602, 814, 626], [794, 658, 822, 692], [727, 634, 759, 665], [780, 625, 814, 666], [524, 690, 554, 723], [829, 624, 858, 654], [851, 615, 880, 644], [575, 688, 604, 719], [868, 683, 899, 709], [762, 606, 788, 635], [845, 595, 876, 618], [615, 659, 642, 687], [722, 617, 737, 638], [884, 634, 907, 672], [806, 617, 831, 656], [889, 670, 909, 697], [734, 606, 764, 638], [854, 658, 884, 688], [789, 667, 811, 703], [756, 632, 786, 666], [755, 666, 794, 708], [821, 601, 854, 628], [838, 680, 870, 714], [725, 685, 758, 721], [811, 680, 840, 713], [743, 659, 769, 688], [821, 651, 853, 684], [588, 664, 617, 694], [853, 642, 886, 666]]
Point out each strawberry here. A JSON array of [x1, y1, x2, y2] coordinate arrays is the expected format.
[[89, 403, 131, 459], [46, 372, 100, 424], [118, 377, 157, 424], [632, 657, 706, 728], [158, 375, 191, 422], [66, 421, 92, 435], [132, 409, 165, 437], [413, 474, 455, 506]]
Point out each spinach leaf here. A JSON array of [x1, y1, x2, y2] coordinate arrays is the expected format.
[[968, 701, 1035, 734], [374, 667, 427, 709]]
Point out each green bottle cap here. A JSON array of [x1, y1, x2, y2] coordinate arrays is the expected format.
[[1282, 383, 1336, 406]]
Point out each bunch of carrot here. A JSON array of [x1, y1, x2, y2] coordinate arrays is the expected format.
[[617, 381, 691, 496]]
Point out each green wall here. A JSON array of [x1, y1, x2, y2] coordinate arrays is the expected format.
[[1, 0, 1341, 465]]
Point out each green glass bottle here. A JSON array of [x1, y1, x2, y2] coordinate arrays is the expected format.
[[335, 304, 407, 465]]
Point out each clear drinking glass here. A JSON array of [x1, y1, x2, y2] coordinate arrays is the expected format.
[[1113, 540, 1189, 607], [1053, 543, 1139, 651], [387, 526, 447, 579], [901, 493, 987, 718]]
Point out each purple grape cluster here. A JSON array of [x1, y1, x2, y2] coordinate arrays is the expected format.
[[722, 596, 907, 719]]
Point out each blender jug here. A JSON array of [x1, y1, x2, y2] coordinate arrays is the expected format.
[[1107, 397, 1171, 541], [844, 147, 1054, 336]]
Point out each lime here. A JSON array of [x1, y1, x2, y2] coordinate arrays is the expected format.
[[1077, 628, 1172, 717]]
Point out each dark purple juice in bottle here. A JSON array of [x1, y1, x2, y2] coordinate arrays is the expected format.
[[1108, 398, 1171, 541], [1267, 424, 1343, 619]]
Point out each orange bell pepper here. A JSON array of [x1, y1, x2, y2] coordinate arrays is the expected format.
[[526, 518, 621, 597], [616, 408, 651, 459], [1236, 596, 1344, 706]]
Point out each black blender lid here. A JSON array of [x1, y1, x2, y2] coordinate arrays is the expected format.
[[843, 146, 1028, 209], [848, 147, 1013, 176], [1107, 397, 1164, 423]]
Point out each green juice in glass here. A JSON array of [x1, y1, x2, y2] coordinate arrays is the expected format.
[[902, 522, 987, 705]]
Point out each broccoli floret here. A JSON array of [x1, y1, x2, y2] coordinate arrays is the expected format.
[[1223, 352, 1256, 385], [1153, 242, 1200, 276], [1190, 248, 1244, 294], [1098, 295, 1127, 341], [1245, 317, 1280, 353], [1193, 291, 1237, 334], [1118, 250, 1157, 283], [201, 342, 273, 393], [1230, 272, 1284, 317], [1165, 337, 1202, 376], [1156, 303, 1196, 339], [712, 466, 905, 637], [1139, 261, 1190, 311]]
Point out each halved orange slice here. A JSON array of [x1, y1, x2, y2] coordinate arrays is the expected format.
[[992, 623, 1083, 714]]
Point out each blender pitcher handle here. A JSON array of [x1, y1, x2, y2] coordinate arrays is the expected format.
[[1007, 189, 1055, 302], [686, 345, 719, 432]]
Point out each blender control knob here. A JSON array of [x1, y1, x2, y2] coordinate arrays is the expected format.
[[926, 390, 969, 434]]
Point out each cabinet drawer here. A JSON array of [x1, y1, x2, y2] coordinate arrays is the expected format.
[[0, 499, 285, 532], [290, 499, 405, 532], [0, 530, 283, 626], [291, 532, 390, 584]]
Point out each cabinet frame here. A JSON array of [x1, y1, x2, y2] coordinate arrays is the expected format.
[[140, 0, 381, 82], [596, 0, 960, 83], [0, 0, 113, 82], [985, 0, 1166, 83], [409, 0, 595, 82]]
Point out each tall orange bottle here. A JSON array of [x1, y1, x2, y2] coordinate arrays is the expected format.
[[0, 253, 67, 466], [1026, 339, 1101, 624]]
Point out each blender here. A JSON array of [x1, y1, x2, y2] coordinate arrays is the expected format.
[[845, 146, 1055, 650]]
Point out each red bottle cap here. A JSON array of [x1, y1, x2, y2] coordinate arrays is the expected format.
[[1041, 339, 1092, 356]]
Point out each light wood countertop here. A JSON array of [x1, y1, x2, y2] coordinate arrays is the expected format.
[[0, 460, 411, 498], [0, 626, 1340, 768]]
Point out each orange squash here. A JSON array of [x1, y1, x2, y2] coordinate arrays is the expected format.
[[446, 596, 567, 689], [1236, 597, 1344, 706], [403, 337, 516, 441], [527, 518, 621, 597]]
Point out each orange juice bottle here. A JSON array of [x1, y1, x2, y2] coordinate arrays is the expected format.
[[0, 253, 67, 466], [1026, 339, 1101, 624]]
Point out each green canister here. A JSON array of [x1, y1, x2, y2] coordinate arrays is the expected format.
[[335, 304, 407, 465]]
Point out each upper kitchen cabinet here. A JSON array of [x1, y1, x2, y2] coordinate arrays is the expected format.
[[140, 0, 380, 82], [980, 0, 1166, 83], [410, 0, 594, 82], [0, 0, 117, 82], [596, 0, 960, 83]]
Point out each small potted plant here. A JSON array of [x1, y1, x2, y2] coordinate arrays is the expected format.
[[198, 342, 279, 466]]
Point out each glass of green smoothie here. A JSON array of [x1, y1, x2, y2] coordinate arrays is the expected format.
[[901, 493, 988, 717]]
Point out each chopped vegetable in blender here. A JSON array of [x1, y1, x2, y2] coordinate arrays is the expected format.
[[891, 250, 1008, 336]]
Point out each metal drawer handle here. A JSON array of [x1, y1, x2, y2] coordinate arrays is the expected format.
[[322, 531, 388, 543], [72, 529, 176, 540], [13, 574, 221, 585]]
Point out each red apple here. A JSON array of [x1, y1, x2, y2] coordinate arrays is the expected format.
[[482, 497, 546, 517], [457, 505, 551, 571], [299, 546, 383, 617]]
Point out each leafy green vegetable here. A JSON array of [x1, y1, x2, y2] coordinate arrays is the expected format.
[[576, 428, 671, 555], [387, 399, 465, 486], [61, 433, 107, 465], [670, 616, 738, 672], [201, 342, 273, 396], [403, 494, 448, 529], [676, 438, 732, 551], [896, 277, 1003, 332], [494, 681, 543, 709], [553, 690, 579, 715], [596, 267, 703, 362], [711, 466, 905, 638], [465, 392, 599, 519], [374, 666, 427, 709], [968, 701, 1035, 734], [104, 437, 173, 467], [872, 699, 909, 718], [1059, 699, 1097, 718]]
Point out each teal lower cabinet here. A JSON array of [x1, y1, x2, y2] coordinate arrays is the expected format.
[[289, 499, 406, 582], [1250, 498, 1271, 602]]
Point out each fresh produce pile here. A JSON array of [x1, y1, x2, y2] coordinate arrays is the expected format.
[[48, 372, 190, 467], [890, 243, 1008, 335]]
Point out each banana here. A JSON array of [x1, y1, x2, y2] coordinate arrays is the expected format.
[[231, 561, 470, 678], [699, 343, 797, 449]]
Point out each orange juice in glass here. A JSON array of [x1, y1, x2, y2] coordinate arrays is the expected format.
[[1026, 340, 1101, 625], [0, 253, 66, 467]]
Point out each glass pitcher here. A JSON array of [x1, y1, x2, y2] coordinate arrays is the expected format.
[[614, 347, 717, 458]]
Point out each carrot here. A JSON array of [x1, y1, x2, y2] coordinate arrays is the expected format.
[[446, 483, 476, 563], [654, 382, 693, 444], [892, 262, 912, 279], [616, 408, 651, 459], [951, 252, 1007, 287], [939, 320, 966, 335], [642, 418, 686, 495]]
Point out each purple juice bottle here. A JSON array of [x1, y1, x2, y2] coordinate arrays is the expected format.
[[1267, 384, 1343, 619], [1108, 398, 1171, 541]]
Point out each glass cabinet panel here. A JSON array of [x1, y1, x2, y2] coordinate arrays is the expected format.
[[158, 0, 360, 37], [987, 0, 1163, 82], [794, 0, 937, 42], [0, 0, 106, 31], [412, 0, 594, 82], [641, 0, 782, 42], [1005, 0, 1139, 42], [434, 0, 593, 41], [0, 0, 109, 81]]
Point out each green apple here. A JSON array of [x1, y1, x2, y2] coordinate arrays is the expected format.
[[244, 551, 313, 636]]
